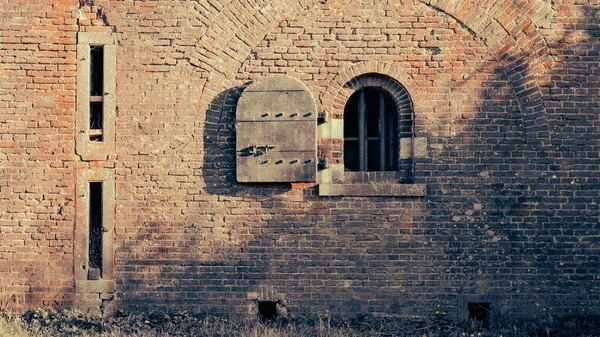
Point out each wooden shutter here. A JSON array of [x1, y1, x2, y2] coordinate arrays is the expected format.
[[236, 75, 317, 182]]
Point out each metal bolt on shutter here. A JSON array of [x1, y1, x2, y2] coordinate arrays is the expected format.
[[236, 75, 317, 182]]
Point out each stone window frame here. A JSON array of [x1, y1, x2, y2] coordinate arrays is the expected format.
[[74, 169, 115, 293], [319, 68, 427, 197], [76, 32, 116, 161]]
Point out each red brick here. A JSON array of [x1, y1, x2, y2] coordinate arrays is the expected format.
[[1, 0, 599, 320]]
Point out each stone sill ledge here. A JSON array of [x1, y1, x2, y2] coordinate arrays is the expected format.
[[318, 183, 427, 197], [75, 280, 114, 293]]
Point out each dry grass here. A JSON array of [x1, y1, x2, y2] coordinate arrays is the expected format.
[[0, 312, 36, 337], [1, 309, 599, 337]]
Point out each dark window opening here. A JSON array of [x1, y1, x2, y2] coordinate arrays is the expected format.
[[89, 46, 104, 141], [468, 302, 490, 329], [89, 182, 103, 279], [90, 46, 104, 96], [258, 301, 277, 323], [344, 87, 398, 172]]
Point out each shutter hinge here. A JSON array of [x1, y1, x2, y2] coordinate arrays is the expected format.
[[318, 111, 328, 124], [245, 145, 277, 156], [318, 158, 329, 170]]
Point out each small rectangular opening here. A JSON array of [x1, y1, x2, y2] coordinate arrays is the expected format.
[[89, 182, 103, 280], [468, 302, 490, 328], [258, 301, 277, 323]]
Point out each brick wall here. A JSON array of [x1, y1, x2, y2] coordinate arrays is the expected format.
[[1, 0, 599, 319], [0, 0, 78, 311]]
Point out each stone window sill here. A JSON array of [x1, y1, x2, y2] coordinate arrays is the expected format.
[[75, 279, 114, 293]]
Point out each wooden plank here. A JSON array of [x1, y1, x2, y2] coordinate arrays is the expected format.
[[236, 121, 315, 152], [237, 91, 316, 122], [237, 151, 316, 183], [244, 75, 309, 92], [89, 129, 103, 137], [236, 75, 317, 183]]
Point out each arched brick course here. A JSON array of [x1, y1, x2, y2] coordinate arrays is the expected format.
[[320, 61, 423, 121], [510, 0, 556, 28], [195, 0, 318, 109], [417, 0, 553, 148], [197, 0, 554, 148], [191, 0, 318, 77]]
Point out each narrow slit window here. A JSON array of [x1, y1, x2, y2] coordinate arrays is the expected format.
[[89, 182, 103, 280], [89, 46, 104, 142]]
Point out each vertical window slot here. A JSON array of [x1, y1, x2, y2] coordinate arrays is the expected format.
[[89, 182, 103, 280], [89, 46, 104, 141]]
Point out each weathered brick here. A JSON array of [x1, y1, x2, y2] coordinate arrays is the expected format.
[[1, 0, 599, 321]]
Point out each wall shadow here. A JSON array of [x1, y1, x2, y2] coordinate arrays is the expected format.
[[424, 5, 600, 318], [202, 85, 292, 197], [114, 3, 600, 319]]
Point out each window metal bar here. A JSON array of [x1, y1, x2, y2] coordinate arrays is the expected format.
[[411, 99, 415, 183], [358, 89, 366, 171], [387, 109, 394, 170], [378, 91, 386, 171]]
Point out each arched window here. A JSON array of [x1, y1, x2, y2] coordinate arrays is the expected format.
[[319, 71, 425, 197], [343, 74, 414, 183], [344, 87, 398, 172]]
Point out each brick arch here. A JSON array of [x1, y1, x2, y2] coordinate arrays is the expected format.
[[196, 0, 553, 148], [345, 73, 414, 123], [509, 0, 556, 29], [320, 64, 420, 184], [416, 0, 553, 148], [417, 0, 554, 71], [343, 73, 416, 178], [191, 0, 318, 80], [320, 61, 423, 121], [194, 0, 319, 111], [195, 0, 554, 77]]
